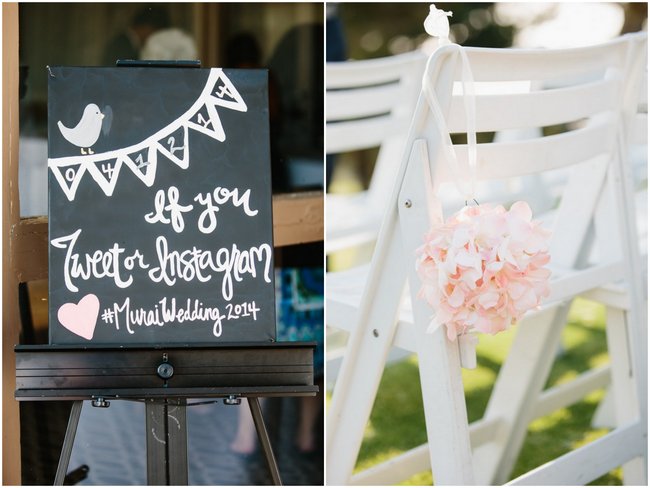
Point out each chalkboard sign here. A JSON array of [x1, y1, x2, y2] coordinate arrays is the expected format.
[[48, 67, 275, 345]]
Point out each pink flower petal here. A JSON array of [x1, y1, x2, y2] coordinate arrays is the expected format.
[[514, 288, 538, 312], [459, 267, 482, 288], [478, 291, 500, 309], [510, 201, 532, 222], [507, 281, 527, 300], [486, 260, 504, 272], [456, 249, 481, 269], [448, 286, 465, 308], [451, 227, 471, 248]]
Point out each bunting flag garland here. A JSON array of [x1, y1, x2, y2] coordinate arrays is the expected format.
[[48, 69, 247, 201]]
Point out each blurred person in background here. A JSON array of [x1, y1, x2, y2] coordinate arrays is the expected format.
[[102, 5, 171, 64]]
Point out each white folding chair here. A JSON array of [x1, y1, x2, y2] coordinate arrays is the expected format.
[[326, 33, 647, 485], [326, 51, 427, 253]]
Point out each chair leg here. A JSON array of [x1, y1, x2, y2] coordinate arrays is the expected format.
[[399, 139, 474, 484], [591, 387, 616, 428], [472, 305, 570, 485], [326, 227, 409, 484], [326, 139, 434, 484], [417, 328, 474, 484], [605, 307, 646, 485]]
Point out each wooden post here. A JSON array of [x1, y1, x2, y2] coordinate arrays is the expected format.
[[3, 3, 22, 485]]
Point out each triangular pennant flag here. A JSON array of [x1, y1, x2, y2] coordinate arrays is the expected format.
[[123, 145, 158, 187], [209, 70, 248, 112], [187, 102, 225, 141], [156, 125, 189, 169], [48, 69, 247, 199], [49, 161, 87, 201], [85, 157, 122, 197]]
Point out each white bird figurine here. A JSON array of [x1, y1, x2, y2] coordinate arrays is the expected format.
[[424, 4, 453, 41], [58, 103, 105, 155]]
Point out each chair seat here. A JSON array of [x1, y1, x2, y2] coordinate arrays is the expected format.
[[328, 258, 631, 350]]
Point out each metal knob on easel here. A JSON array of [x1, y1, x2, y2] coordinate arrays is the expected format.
[[156, 352, 174, 381], [224, 394, 242, 405], [91, 397, 110, 408], [157, 362, 174, 380]]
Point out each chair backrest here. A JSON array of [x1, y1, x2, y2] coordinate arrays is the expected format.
[[326, 51, 426, 203], [413, 34, 646, 268]]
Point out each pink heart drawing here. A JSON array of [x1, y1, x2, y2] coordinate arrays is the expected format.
[[57, 294, 100, 341]]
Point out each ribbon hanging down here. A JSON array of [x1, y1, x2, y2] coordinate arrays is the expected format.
[[48, 69, 248, 201], [416, 5, 552, 349]]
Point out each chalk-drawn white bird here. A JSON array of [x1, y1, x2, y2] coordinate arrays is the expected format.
[[58, 103, 105, 155]]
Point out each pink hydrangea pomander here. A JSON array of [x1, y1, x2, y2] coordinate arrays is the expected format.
[[416, 201, 551, 341]]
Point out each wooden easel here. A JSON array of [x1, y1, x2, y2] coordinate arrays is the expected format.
[[14, 59, 321, 485], [15, 342, 317, 485]]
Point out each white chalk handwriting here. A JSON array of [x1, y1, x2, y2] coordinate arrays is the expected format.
[[144, 186, 193, 233], [51, 229, 272, 301], [51, 229, 149, 293], [102, 297, 260, 338], [148, 237, 273, 301], [144, 185, 260, 234], [195, 187, 258, 234]]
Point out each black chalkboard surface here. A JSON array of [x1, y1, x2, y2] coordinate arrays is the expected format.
[[48, 67, 275, 345]]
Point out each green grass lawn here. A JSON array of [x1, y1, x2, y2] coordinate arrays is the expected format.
[[349, 298, 622, 485]]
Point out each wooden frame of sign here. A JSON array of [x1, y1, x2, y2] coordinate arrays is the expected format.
[[13, 62, 319, 485]]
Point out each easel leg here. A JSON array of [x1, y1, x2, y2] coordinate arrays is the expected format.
[[54, 400, 83, 485], [249, 397, 282, 485], [166, 401, 188, 485], [146, 399, 189, 485], [146, 401, 168, 485]]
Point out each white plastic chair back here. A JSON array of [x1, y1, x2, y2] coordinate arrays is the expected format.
[[326, 51, 426, 251]]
